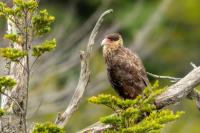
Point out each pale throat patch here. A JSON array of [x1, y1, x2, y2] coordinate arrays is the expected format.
[[103, 45, 108, 53], [103, 43, 121, 53]]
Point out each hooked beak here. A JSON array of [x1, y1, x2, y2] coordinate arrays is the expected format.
[[101, 38, 108, 46]]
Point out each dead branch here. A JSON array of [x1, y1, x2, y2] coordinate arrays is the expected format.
[[147, 63, 200, 110], [147, 72, 181, 82], [77, 122, 112, 133], [55, 9, 113, 127], [190, 62, 197, 69], [148, 69, 200, 110], [155, 66, 200, 108], [39, 1, 112, 73]]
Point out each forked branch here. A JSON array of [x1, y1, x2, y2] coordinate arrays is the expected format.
[[55, 9, 113, 127]]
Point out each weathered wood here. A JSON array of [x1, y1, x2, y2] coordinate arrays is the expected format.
[[155, 67, 200, 108]]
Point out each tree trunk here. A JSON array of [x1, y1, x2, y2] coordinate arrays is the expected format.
[[0, 19, 27, 133]]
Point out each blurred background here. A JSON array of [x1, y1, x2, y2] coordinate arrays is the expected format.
[[0, 0, 200, 132]]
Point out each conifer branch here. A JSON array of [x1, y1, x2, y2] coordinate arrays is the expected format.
[[0, 1, 56, 132]]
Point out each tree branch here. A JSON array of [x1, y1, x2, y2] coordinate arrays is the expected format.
[[147, 72, 181, 83], [155, 66, 200, 108], [77, 122, 112, 133], [147, 69, 200, 110], [55, 9, 113, 127], [0, 91, 24, 114]]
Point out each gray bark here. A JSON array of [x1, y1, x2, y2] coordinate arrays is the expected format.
[[0, 19, 26, 133]]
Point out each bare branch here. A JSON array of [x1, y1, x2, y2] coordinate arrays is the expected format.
[[77, 122, 112, 133], [0, 91, 24, 114], [147, 72, 181, 82], [87, 9, 113, 53], [147, 68, 200, 109], [155, 66, 200, 108], [55, 9, 113, 127], [190, 62, 197, 69], [30, 56, 39, 72]]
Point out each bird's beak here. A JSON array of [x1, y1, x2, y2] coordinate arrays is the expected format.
[[101, 38, 107, 46]]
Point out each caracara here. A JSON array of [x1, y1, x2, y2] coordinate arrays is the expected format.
[[101, 33, 149, 99]]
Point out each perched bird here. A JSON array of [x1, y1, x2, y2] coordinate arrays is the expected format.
[[101, 33, 149, 99]]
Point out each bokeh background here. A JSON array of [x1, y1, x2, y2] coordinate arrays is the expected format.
[[0, 0, 200, 132]]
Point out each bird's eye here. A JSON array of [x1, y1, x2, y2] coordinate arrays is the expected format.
[[107, 35, 119, 41]]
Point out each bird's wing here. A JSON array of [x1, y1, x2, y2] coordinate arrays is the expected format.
[[107, 47, 149, 98], [123, 47, 149, 86]]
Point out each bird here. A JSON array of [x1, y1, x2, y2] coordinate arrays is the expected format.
[[101, 33, 149, 99]]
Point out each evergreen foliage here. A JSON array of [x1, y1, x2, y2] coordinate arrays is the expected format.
[[33, 9, 55, 36], [0, 109, 6, 117], [89, 81, 184, 133], [0, 76, 16, 92], [4, 33, 25, 45], [0, 0, 56, 61], [4, 34, 18, 43], [0, 48, 27, 61], [32, 122, 65, 133], [0, 0, 57, 131], [32, 39, 56, 57], [0, 0, 56, 90]]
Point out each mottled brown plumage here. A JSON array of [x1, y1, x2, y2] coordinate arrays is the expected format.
[[101, 33, 149, 99]]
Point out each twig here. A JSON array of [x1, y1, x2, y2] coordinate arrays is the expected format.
[[187, 89, 200, 110], [30, 56, 39, 72], [22, 9, 30, 133], [190, 62, 197, 69], [0, 91, 24, 114], [147, 72, 181, 82], [17, 60, 29, 73], [55, 9, 113, 127]]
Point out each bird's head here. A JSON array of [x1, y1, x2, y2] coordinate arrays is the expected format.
[[101, 33, 123, 49]]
